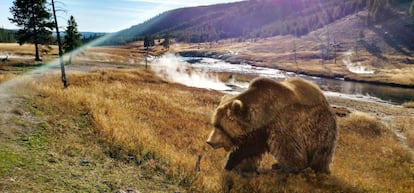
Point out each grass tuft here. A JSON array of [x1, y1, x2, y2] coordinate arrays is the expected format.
[[340, 111, 385, 137], [402, 101, 414, 108]]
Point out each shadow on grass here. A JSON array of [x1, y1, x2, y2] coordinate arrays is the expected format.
[[360, 40, 386, 60], [221, 170, 364, 193], [0, 63, 46, 73], [9, 63, 45, 68]]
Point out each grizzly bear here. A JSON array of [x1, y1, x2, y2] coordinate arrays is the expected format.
[[206, 77, 337, 174]]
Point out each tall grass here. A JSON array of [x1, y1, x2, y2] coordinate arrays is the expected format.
[[27, 69, 225, 191], [26, 69, 414, 192]]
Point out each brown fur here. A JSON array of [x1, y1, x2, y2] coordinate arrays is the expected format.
[[207, 77, 337, 174]]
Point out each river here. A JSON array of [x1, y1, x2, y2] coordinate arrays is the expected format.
[[151, 54, 414, 105]]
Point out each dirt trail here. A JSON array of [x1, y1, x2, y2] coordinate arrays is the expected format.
[[0, 83, 25, 141], [0, 80, 40, 190]]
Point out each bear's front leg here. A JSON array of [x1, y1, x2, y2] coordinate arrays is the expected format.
[[224, 130, 268, 171]]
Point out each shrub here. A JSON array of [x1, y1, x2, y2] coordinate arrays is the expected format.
[[340, 111, 386, 137]]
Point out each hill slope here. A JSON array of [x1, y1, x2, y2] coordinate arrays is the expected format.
[[109, 0, 412, 44]]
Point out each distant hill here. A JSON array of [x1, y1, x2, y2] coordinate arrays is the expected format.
[[102, 0, 402, 43], [109, 0, 412, 45]]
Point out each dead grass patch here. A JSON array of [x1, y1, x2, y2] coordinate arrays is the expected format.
[[0, 73, 16, 83], [390, 116, 414, 150], [402, 101, 414, 108], [26, 69, 225, 191], [340, 111, 386, 137]]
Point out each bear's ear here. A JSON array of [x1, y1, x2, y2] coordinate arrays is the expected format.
[[231, 100, 244, 115]]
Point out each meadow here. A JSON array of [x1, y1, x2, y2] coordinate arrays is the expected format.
[[19, 68, 414, 192], [1, 42, 414, 192]]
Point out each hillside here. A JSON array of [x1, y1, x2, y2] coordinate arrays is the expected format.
[[109, 0, 412, 45], [172, 8, 414, 87]]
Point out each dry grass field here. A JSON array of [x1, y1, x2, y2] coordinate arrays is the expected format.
[[1, 40, 414, 192], [11, 68, 412, 192], [403, 101, 414, 108]]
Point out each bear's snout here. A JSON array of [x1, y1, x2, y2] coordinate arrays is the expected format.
[[206, 129, 232, 150]]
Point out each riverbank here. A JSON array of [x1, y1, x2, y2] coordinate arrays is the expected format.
[[176, 49, 414, 89], [172, 31, 414, 88]]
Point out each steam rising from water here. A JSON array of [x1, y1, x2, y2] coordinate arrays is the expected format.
[[151, 54, 232, 91], [343, 50, 375, 74], [151, 54, 394, 104]]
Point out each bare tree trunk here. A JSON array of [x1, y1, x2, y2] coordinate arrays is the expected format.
[[51, 0, 68, 88], [34, 42, 41, 61], [145, 47, 148, 70], [293, 41, 297, 64], [32, 8, 41, 61]]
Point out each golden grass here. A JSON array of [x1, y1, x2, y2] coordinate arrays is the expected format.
[[334, 114, 414, 193], [26, 69, 226, 191], [0, 73, 16, 83], [402, 101, 414, 108], [390, 116, 414, 150], [340, 112, 385, 137], [0, 42, 167, 68], [0, 43, 57, 55], [25, 69, 414, 192]]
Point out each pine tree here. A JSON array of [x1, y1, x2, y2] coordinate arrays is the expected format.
[[9, 0, 54, 61], [63, 15, 82, 64], [161, 33, 171, 50], [410, 0, 414, 16]]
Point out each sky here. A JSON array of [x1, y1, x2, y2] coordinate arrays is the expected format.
[[0, 0, 242, 33]]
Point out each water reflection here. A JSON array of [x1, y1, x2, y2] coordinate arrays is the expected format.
[[312, 78, 414, 104]]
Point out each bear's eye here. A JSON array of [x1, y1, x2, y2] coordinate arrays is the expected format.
[[214, 124, 222, 130]]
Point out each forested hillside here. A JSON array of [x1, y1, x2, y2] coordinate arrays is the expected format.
[[0, 28, 16, 43], [108, 0, 412, 44]]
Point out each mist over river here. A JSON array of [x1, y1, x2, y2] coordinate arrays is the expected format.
[[151, 54, 414, 105]]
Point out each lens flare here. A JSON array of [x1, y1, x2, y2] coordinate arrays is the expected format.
[[0, 32, 118, 90]]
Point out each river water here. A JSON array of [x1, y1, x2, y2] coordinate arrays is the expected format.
[[152, 54, 414, 105]]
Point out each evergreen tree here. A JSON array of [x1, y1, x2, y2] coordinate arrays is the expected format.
[[161, 34, 171, 50], [410, 0, 414, 16], [9, 0, 54, 61], [143, 35, 154, 69], [63, 15, 82, 64], [144, 35, 155, 48]]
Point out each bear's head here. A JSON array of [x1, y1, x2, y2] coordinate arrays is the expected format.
[[206, 96, 248, 151]]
